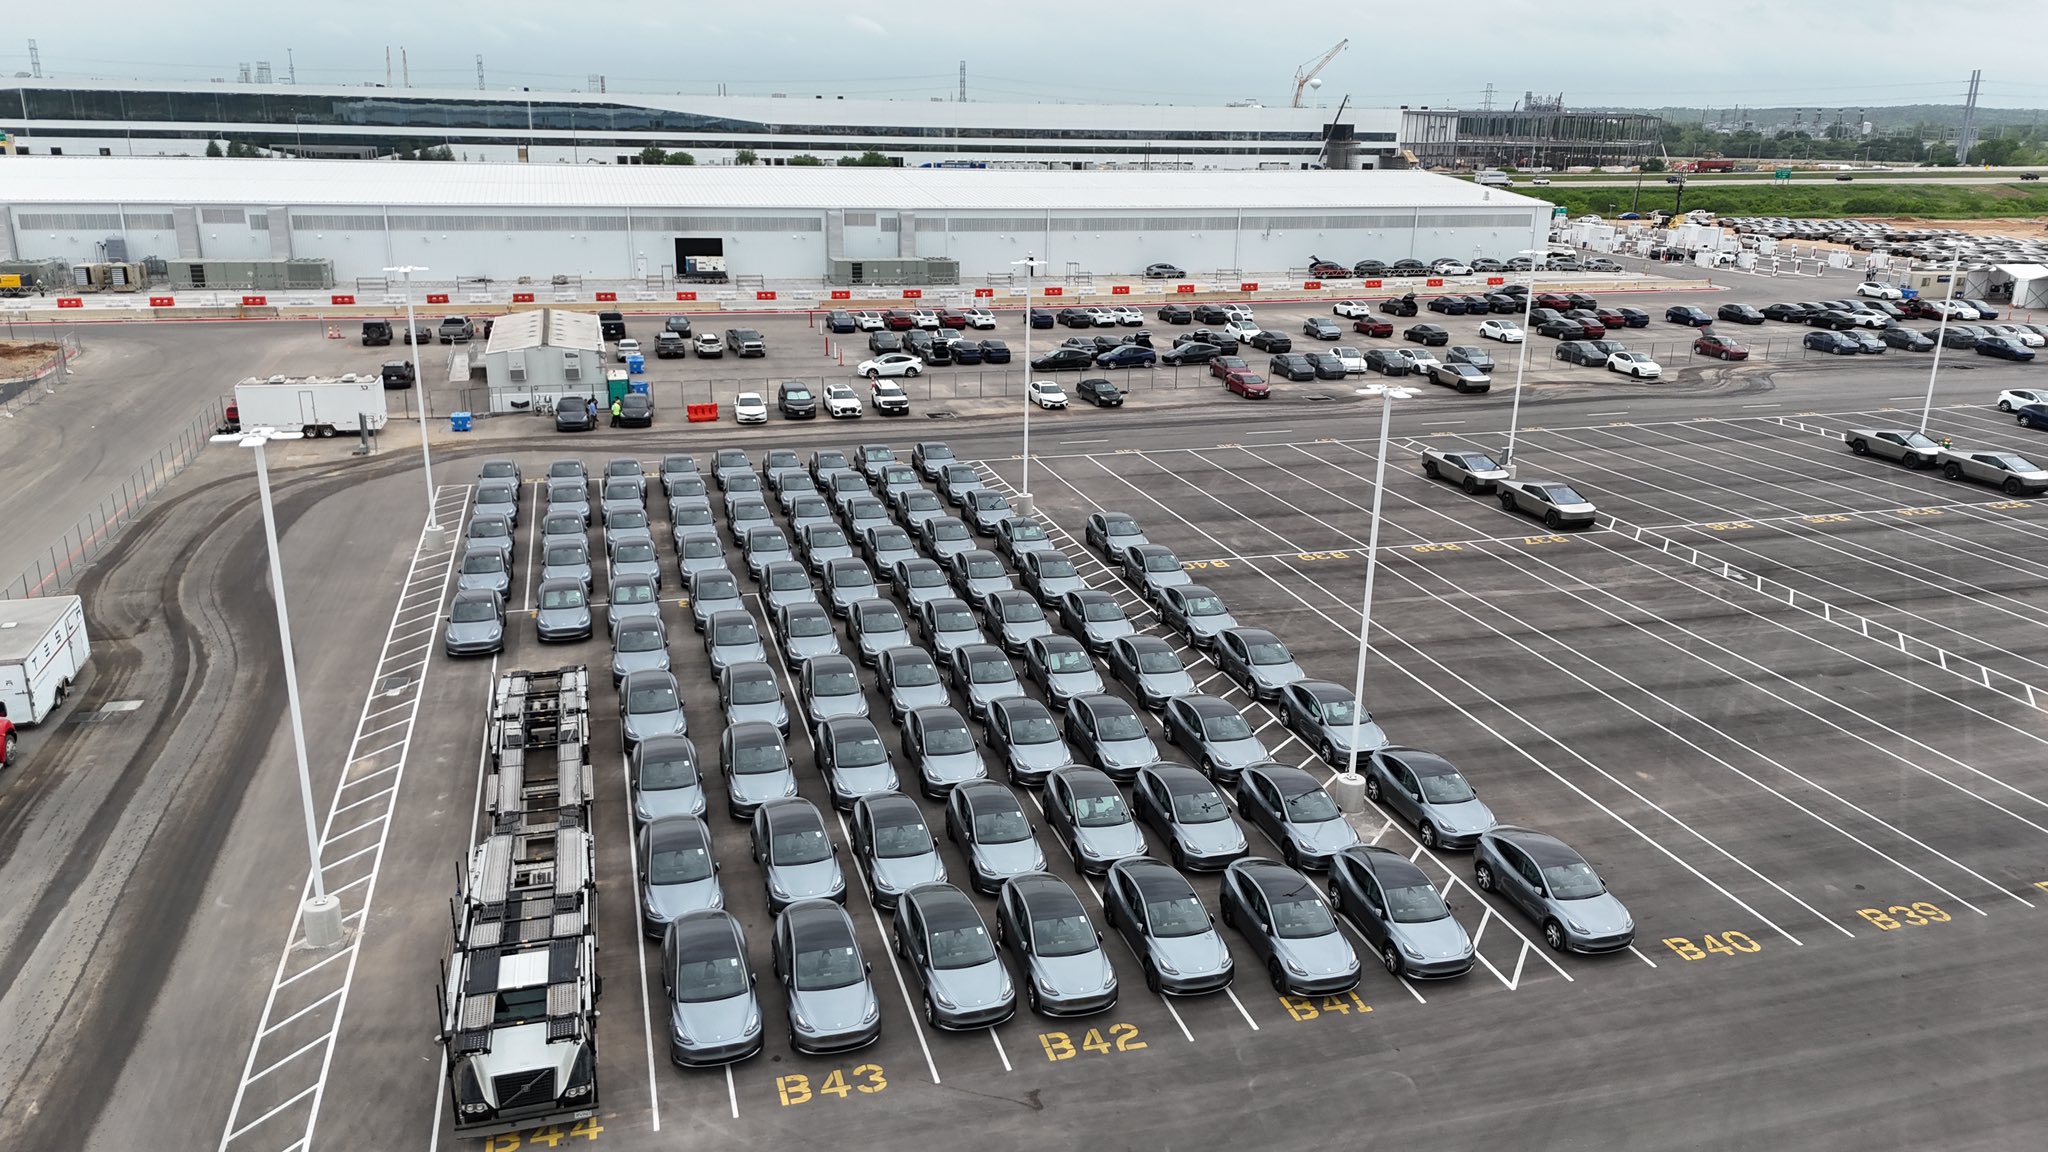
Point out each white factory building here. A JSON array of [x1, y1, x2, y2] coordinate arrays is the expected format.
[[0, 156, 1550, 287]]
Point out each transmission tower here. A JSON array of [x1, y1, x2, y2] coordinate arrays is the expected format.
[[1480, 83, 1495, 111], [1955, 69, 1982, 163], [27, 38, 42, 78]]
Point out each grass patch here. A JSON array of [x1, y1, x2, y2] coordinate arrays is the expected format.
[[1533, 182, 2048, 220]]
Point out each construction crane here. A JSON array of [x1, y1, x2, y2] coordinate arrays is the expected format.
[[1290, 39, 1348, 108]]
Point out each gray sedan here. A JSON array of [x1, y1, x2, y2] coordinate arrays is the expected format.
[[949, 643, 1025, 721], [541, 539, 594, 591], [540, 511, 585, 553], [920, 597, 987, 661], [607, 574, 663, 635], [949, 549, 1014, 602], [848, 598, 912, 665], [1161, 694, 1268, 784], [800, 654, 869, 725], [920, 516, 976, 563], [863, 525, 919, 580], [1122, 544, 1193, 602], [775, 603, 840, 665], [1018, 549, 1087, 607], [534, 577, 593, 642], [688, 570, 744, 633], [1214, 628, 1306, 702], [465, 513, 515, 561], [813, 716, 902, 811], [877, 646, 949, 723], [632, 735, 707, 824], [851, 793, 947, 908], [1236, 763, 1359, 872], [1042, 766, 1148, 874], [1938, 447, 2048, 495], [773, 900, 880, 1054], [545, 480, 590, 526], [1107, 636, 1196, 711], [761, 560, 820, 613], [1025, 634, 1104, 707], [705, 609, 769, 675], [945, 780, 1047, 894], [718, 661, 789, 735], [894, 883, 1016, 1029], [984, 697, 1075, 788], [603, 506, 654, 555], [892, 558, 953, 612], [720, 722, 799, 820], [1057, 590, 1136, 654], [1278, 680, 1388, 768], [744, 526, 795, 582], [1064, 694, 1160, 782], [1363, 747, 1496, 849], [1133, 763, 1248, 871], [456, 549, 511, 597], [474, 482, 520, 524], [611, 616, 671, 685], [824, 557, 881, 618], [1421, 447, 1509, 494], [640, 816, 724, 937], [1330, 845, 1474, 979], [1156, 584, 1236, 650], [997, 873, 1118, 1016], [753, 799, 847, 913], [661, 910, 764, 1067], [903, 706, 990, 797], [443, 588, 505, 657], [1104, 859, 1234, 995], [1497, 478, 1598, 529], [608, 538, 664, 589], [1220, 857, 1360, 995], [1474, 826, 1634, 953], [620, 669, 688, 751], [983, 590, 1054, 655]]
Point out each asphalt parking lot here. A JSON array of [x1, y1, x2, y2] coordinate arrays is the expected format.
[[8, 255, 2048, 1152]]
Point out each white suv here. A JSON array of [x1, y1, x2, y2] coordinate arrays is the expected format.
[[1111, 306, 1144, 326], [910, 309, 941, 330], [853, 311, 886, 331], [824, 383, 865, 418], [962, 308, 997, 330]]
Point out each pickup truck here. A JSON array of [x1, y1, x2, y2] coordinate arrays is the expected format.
[[1844, 428, 1941, 469], [725, 328, 766, 357], [1936, 447, 2048, 495]]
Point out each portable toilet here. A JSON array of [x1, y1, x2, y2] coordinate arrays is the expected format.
[[626, 352, 646, 375], [606, 368, 630, 404], [628, 379, 650, 395], [450, 411, 473, 432]]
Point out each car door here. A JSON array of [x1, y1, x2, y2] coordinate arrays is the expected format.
[[900, 899, 931, 990], [1245, 773, 1283, 844], [1045, 774, 1076, 850], [1108, 871, 1142, 949], [1281, 685, 1315, 740], [1343, 857, 1391, 951], [1382, 756, 1423, 822], [1501, 843, 1544, 916]]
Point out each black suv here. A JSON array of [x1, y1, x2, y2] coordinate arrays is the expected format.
[[1192, 304, 1233, 325], [655, 331, 687, 358], [778, 382, 819, 419], [1157, 304, 1193, 324], [361, 320, 393, 346], [1269, 354, 1317, 381], [598, 310, 627, 341], [380, 360, 416, 389], [1247, 330, 1293, 353], [1555, 341, 1608, 366], [1380, 295, 1419, 317]]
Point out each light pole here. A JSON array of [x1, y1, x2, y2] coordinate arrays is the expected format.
[[1502, 247, 1545, 476], [1343, 383, 1415, 777], [1012, 254, 1047, 514], [1917, 246, 1963, 436], [241, 426, 345, 949], [384, 264, 441, 531]]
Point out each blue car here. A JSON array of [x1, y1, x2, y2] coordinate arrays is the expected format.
[[1094, 344, 1157, 369], [1976, 336, 2036, 362], [1030, 309, 1056, 329]]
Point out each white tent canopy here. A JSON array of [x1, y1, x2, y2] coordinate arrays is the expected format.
[[1993, 264, 2048, 312]]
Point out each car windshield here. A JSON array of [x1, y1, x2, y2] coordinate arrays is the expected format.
[[1320, 699, 1363, 726], [872, 531, 910, 552], [1248, 642, 1292, 665], [969, 658, 1014, 685], [675, 951, 747, 1003], [966, 558, 1003, 580], [1143, 553, 1180, 573], [772, 825, 830, 865], [793, 942, 863, 990], [1136, 650, 1183, 675], [921, 721, 973, 755], [1544, 861, 1607, 900], [615, 583, 654, 605], [451, 600, 498, 623], [543, 516, 580, 535], [1096, 712, 1146, 741], [1073, 792, 1130, 828], [1272, 894, 1337, 938], [629, 683, 680, 713], [1145, 894, 1209, 937], [648, 842, 711, 885], [770, 568, 808, 592], [1036, 555, 1076, 577], [1386, 882, 1451, 924], [616, 543, 655, 563], [541, 586, 584, 609], [893, 660, 939, 688], [1992, 456, 2039, 472], [1043, 649, 1091, 674], [834, 568, 873, 590], [810, 528, 847, 549], [783, 387, 812, 401], [700, 578, 738, 600], [729, 675, 778, 705], [1901, 433, 1939, 450], [477, 487, 515, 506], [1283, 787, 1340, 822], [905, 566, 945, 588], [1008, 521, 1047, 542], [860, 607, 904, 633], [471, 520, 508, 540], [1170, 786, 1230, 824], [547, 548, 585, 573], [462, 554, 503, 574], [1546, 486, 1588, 505], [1001, 601, 1042, 625], [934, 607, 975, 632], [786, 612, 831, 638], [837, 735, 887, 769], [923, 446, 955, 462], [1183, 595, 1225, 617], [1031, 912, 1098, 958], [929, 922, 996, 969], [933, 522, 969, 541], [973, 808, 1030, 843], [873, 819, 932, 859], [1416, 770, 1475, 804], [612, 509, 648, 529], [1203, 713, 1252, 741], [1083, 601, 1123, 623], [814, 669, 858, 696], [616, 626, 664, 653], [749, 532, 788, 553]]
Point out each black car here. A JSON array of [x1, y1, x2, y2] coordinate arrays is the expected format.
[[959, 339, 1002, 364], [1554, 341, 1607, 367], [1380, 295, 1419, 317], [1804, 309, 1858, 331], [1157, 304, 1194, 324], [778, 382, 819, 419], [1184, 328, 1239, 354], [1308, 353, 1347, 379], [1030, 309, 1056, 329], [1404, 324, 1450, 347], [1881, 327, 1936, 352], [868, 331, 903, 354], [555, 394, 595, 432], [1058, 308, 1098, 329], [824, 310, 857, 334], [1160, 342, 1220, 366], [1269, 354, 1317, 381], [1363, 348, 1411, 376], [1612, 307, 1650, 328], [1716, 303, 1766, 325], [1536, 318, 1587, 340], [1759, 302, 1809, 322], [1425, 296, 1468, 316], [617, 393, 654, 428], [1389, 260, 1428, 275], [1938, 326, 1981, 350], [1031, 347, 1095, 371], [1977, 336, 2036, 362], [2017, 403, 2048, 430], [1445, 346, 1494, 371], [361, 319, 393, 346], [1482, 294, 1521, 314], [1076, 379, 1124, 408], [1665, 306, 1714, 327], [1353, 259, 1388, 277], [1192, 304, 1233, 325], [1803, 330, 1860, 355], [950, 339, 984, 366], [380, 360, 416, 389], [1247, 330, 1293, 353]]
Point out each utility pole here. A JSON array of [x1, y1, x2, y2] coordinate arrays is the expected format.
[[1955, 69, 1982, 164], [401, 47, 410, 88], [476, 55, 485, 91], [1480, 83, 1495, 111]]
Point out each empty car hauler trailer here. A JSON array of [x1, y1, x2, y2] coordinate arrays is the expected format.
[[231, 376, 391, 439], [0, 595, 91, 727]]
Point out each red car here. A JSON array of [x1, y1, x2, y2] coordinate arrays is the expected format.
[[1534, 292, 1575, 312], [936, 310, 968, 328], [1223, 369, 1270, 398], [882, 310, 916, 331], [0, 707, 13, 768], [1352, 317, 1394, 338], [1208, 355, 1251, 379], [1694, 332, 1750, 360], [1594, 307, 1629, 328], [1562, 311, 1607, 339], [1308, 262, 1350, 279]]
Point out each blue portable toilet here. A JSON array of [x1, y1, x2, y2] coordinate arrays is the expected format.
[[626, 352, 646, 375], [628, 379, 650, 394], [450, 411, 473, 432]]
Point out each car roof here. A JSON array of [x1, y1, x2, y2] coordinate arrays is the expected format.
[[671, 909, 744, 955], [881, 644, 933, 667], [1253, 763, 1321, 796], [957, 780, 1019, 812], [1232, 856, 1310, 896], [1144, 762, 1215, 794], [452, 586, 499, 603], [1226, 627, 1280, 645], [1122, 635, 1174, 655], [1008, 872, 1084, 914], [1050, 765, 1118, 798], [536, 575, 582, 592], [1033, 633, 1086, 653], [1489, 825, 1584, 865], [723, 660, 774, 683], [726, 720, 783, 748], [990, 695, 1052, 722], [645, 814, 710, 854], [1074, 692, 1135, 717], [807, 653, 857, 675], [1179, 694, 1239, 718], [783, 899, 855, 942], [908, 883, 982, 929], [761, 796, 824, 830]]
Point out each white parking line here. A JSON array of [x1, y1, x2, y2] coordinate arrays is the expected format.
[[619, 754, 662, 1132], [1223, 987, 1261, 1030], [990, 1028, 1013, 1070]]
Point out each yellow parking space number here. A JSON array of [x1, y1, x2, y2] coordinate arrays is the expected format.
[[1894, 507, 1943, 518], [1803, 514, 1852, 525], [1522, 535, 1568, 546], [1987, 500, 2032, 510], [1039, 1024, 1146, 1061], [1182, 560, 1230, 571], [1704, 521, 1752, 532], [1296, 551, 1350, 561], [1662, 930, 1762, 961], [482, 1119, 604, 1150], [776, 1064, 887, 1106], [1856, 902, 1951, 931], [1278, 991, 1372, 1022], [1409, 543, 1461, 554]]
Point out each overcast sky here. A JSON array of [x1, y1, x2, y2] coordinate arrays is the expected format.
[[7, 0, 2046, 112]]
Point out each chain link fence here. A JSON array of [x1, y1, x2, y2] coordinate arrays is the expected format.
[[1, 396, 226, 601], [0, 332, 83, 413]]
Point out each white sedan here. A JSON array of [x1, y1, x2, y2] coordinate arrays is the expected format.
[[962, 308, 997, 330], [615, 338, 642, 362], [1987, 323, 2045, 348], [1432, 261, 1472, 276], [1479, 320, 1525, 343], [857, 352, 926, 379], [1332, 300, 1372, 319], [824, 383, 865, 418], [1226, 319, 1263, 339], [1028, 380, 1069, 410], [1997, 388, 2046, 412], [852, 311, 886, 331], [1607, 351, 1661, 378], [1855, 282, 1904, 300], [734, 391, 768, 424], [1531, 177, 1553, 186], [1396, 348, 1441, 372]]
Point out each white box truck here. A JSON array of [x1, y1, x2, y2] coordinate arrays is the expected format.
[[232, 375, 391, 439], [0, 595, 90, 727]]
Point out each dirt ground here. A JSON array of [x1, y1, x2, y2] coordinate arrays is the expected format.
[[0, 340, 59, 373]]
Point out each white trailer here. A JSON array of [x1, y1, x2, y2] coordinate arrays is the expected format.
[[0, 595, 90, 725], [232, 375, 391, 439]]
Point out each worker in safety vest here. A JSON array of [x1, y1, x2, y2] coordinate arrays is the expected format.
[[610, 398, 623, 427]]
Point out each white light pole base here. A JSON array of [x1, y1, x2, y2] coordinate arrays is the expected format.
[[422, 524, 450, 551], [301, 894, 346, 950], [1012, 492, 1035, 518], [1330, 772, 1368, 814]]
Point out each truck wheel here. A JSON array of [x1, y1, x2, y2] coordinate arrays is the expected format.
[[301, 425, 317, 439], [1944, 462, 1964, 480], [2006, 478, 2026, 496], [319, 425, 336, 438], [1849, 439, 1870, 455]]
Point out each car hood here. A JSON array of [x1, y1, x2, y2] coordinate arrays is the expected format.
[[1175, 817, 1247, 858], [1252, 660, 1306, 689], [871, 850, 947, 898], [967, 680, 1022, 707], [729, 698, 789, 731], [728, 769, 797, 808], [446, 619, 503, 647], [714, 641, 770, 668], [1295, 816, 1362, 854], [1185, 612, 1237, 639], [1029, 950, 1115, 997], [1390, 913, 1473, 961], [536, 605, 590, 627], [828, 762, 899, 801], [1322, 718, 1388, 754], [624, 708, 687, 743], [920, 749, 987, 787], [1096, 736, 1160, 771], [613, 649, 671, 681], [456, 572, 509, 593], [1274, 931, 1357, 979], [860, 629, 913, 655], [634, 784, 706, 824], [1138, 669, 1198, 699], [893, 683, 951, 714], [1011, 740, 1071, 772], [965, 576, 1011, 599], [790, 982, 876, 1035], [1207, 734, 1268, 770], [972, 838, 1044, 879], [645, 875, 723, 922], [929, 958, 1012, 1011], [1003, 619, 1055, 646], [1036, 575, 1088, 601], [673, 991, 759, 1049], [1086, 620, 1138, 645], [1151, 930, 1233, 978], [809, 693, 868, 722], [1551, 501, 1598, 515], [1047, 669, 1105, 698], [769, 858, 844, 901], [1418, 795, 1496, 837], [1075, 821, 1147, 861], [1556, 891, 1633, 936], [787, 634, 839, 661]]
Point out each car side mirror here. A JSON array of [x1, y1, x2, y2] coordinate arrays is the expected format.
[[1208, 913, 1216, 925], [865, 961, 874, 974], [1096, 930, 1104, 943], [831, 843, 840, 854]]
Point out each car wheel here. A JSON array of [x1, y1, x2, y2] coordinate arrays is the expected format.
[[2, 731, 13, 768], [1944, 462, 1964, 481], [1423, 460, 1440, 479], [2006, 478, 2026, 496], [1382, 943, 1404, 977], [1499, 492, 1516, 511], [1460, 474, 1479, 493], [1268, 959, 1289, 994], [1543, 511, 1562, 529], [1363, 774, 1381, 802], [1221, 899, 1237, 929], [1144, 961, 1162, 995], [1318, 738, 1337, 767], [924, 994, 940, 1027], [1998, 400, 2013, 412], [1850, 438, 1870, 455], [1903, 452, 1925, 469], [1282, 842, 1300, 869], [1474, 861, 1495, 892], [1419, 822, 1438, 849], [1543, 919, 1567, 953]]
